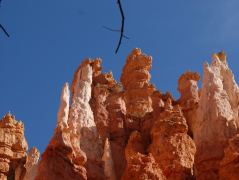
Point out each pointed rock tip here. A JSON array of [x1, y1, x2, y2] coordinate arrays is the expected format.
[[29, 146, 39, 152], [71, 58, 93, 96], [212, 51, 227, 63], [217, 50, 227, 62], [1, 111, 16, 122], [63, 82, 70, 94], [91, 58, 102, 76], [132, 48, 142, 55], [57, 82, 70, 129]]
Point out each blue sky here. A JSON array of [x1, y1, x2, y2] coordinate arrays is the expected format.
[[1, 0, 239, 152]]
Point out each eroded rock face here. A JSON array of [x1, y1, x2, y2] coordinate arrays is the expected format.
[[70, 60, 104, 180], [192, 52, 239, 179], [23, 147, 40, 180], [0, 112, 28, 180], [102, 138, 116, 180], [35, 83, 87, 180], [178, 71, 200, 136], [3, 49, 239, 179], [219, 134, 239, 180], [149, 103, 196, 179], [121, 48, 155, 118], [35, 49, 239, 179], [122, 131, 166, 180]]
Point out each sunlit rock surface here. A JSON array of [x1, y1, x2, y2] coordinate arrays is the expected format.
[[0, 113, 28, 180], [192, 52, 239, 180], [2, 49, 239, 179], [23, 147, 40, 180], [35, 83, 87, 180], [122, 131, 166, 180], [148, 103, 196, 179], [121, 48, 155, 118]]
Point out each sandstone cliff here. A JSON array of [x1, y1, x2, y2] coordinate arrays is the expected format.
[[1, 49, 239, 179]]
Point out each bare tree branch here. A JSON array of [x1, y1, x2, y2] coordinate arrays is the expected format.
[[0, 0, 10, 37], [102, 25, 130, 39], [0, 23, 10, 37], [115, 0, 125, 54]]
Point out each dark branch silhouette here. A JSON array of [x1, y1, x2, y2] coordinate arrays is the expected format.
[[102, 25, 130, 39], [0, 24, 10, 37], [0, 0, 10, 37], [115, 0, 125, 54]]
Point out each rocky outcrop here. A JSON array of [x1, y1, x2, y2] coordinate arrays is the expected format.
[[35, 83, 87, 180], [23, 147, 40, 180], [89, 58, 127, 179], [122, 131, 166, 180], [34, 49, 239, 179], [3, 48, 239, 179], [70, 60, 104, 179], [178, 71, 200, 136], [102, 138, 116, 180], [148, 102, 196, 179], [192, 52, 239, 179], [36, 60, 105, 180], [121, 48, 155, 118], [219, 134, 239, 180], [0, 112, 28, 180]]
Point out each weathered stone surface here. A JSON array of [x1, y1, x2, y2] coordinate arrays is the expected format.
[[35, 83, 87, 180], [35, 60, 105, 180], [102, 138, 116, 180], [90, 59, 117, 141], [219, 134, 239, 180], [193, 52, 239, 179], [178, 71, 200, 108], [121, 48, 155, 118], [70, 60, 104, 180], [89, 58, 127, 179], [0, 112, 28, 180], [178, 71, 200, 136], [122, 131, 166, 180], [4, 49, 239, 179], [23, 147, 40, 180], [149, 103, 196, 179], [105, 92, 127, 179]]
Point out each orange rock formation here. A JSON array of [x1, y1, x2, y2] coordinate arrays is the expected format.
[[1, 49, 239, 179], [0, 113, 28, 180]]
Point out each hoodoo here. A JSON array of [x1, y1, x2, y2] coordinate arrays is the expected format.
[[1, 49, 239, 179]]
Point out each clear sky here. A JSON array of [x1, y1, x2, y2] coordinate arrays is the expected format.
[[1, 0, 239, 153]]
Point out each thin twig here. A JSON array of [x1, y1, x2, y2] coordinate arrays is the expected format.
[[0, 23, 10, 37], [0, 0, 10, 37], [115, 0, 125, 54], [102, 25, 130, 39]]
